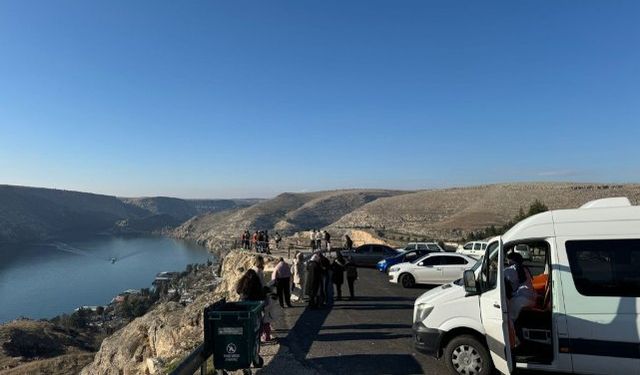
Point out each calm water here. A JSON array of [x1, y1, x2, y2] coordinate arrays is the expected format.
[[0, 235, 213, 323]]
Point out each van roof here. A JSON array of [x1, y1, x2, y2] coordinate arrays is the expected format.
[[502, 197, 640, 242]]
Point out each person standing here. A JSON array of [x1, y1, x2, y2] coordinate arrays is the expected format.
[[310, 230, 316, 250], [264, 230, 270, 254], [274, 232, 282, 250], [272, 258, 293, 308], [324, 231, 332, 253], [251, 256, 266, 288], [292, 251, 305, 291], [345, 257, 358, 300], [344, 234, 353, 251], [252, 231, 259, 252], [319, 252, 333, 305], [331, 253, 347, 300], [314, 230, 322, 251], [304, 253, 322, 308], [236, 269, 264, 301], [257, 231, 265, 253]]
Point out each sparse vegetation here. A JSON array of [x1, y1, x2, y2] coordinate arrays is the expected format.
[[464, 200, 549, 241]]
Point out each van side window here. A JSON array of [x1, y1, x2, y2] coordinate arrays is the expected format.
[[566, 239, 640, 297]]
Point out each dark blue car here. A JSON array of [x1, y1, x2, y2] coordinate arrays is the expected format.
[[376, 249, 437, 272]]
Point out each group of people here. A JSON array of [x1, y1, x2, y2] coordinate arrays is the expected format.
[[240, 230, 282, 254], [303, 251, 358, 308], [309, 229, 331, 251], [234, 248, 361, 341]]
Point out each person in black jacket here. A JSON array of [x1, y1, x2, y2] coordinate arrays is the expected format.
[[344, 235, 353, 251], [319, 252, 333, 305], [332, 253, 347, 300], [304, 254, 322, 308], [345, 257, 358, 300]]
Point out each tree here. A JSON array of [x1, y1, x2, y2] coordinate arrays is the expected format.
[[527, 199, 549, 216]]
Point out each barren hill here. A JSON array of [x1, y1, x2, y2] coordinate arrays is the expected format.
[[0, 185, 147, 243], [328, 183, 640, 240], [172, 189, 405, 248], [121, 197, 257, 222], [175, 183, 640, 248], [0, 185, 260, 244], [0, 319, 95, 374]]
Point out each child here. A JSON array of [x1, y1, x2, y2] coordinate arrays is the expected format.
[[261, 286, 281, 343]]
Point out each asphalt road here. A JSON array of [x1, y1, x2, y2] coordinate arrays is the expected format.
[[275, 267, 448, 375]]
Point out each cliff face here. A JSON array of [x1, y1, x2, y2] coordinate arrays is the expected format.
[[80, 251, 278, 375]]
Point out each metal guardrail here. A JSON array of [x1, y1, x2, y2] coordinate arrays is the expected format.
[[169, 343, 211, 375]]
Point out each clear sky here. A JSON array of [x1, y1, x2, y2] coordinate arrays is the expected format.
[[1, 1, 639, 198]]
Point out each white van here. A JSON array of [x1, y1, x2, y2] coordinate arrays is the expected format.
[[457, 241, 488, 258], [412, 197, 640, 375]]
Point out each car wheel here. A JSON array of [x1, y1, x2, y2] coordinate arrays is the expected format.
[[401, 273, 415, 288], [444, 335, 492, 375]]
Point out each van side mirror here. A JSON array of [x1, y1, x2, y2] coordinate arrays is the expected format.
[[463, 270, 478, 294], [418, 261, 424, 266]]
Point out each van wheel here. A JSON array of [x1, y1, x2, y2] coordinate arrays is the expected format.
[[401, 273, 415, 288], [444, 335, 492, 375]]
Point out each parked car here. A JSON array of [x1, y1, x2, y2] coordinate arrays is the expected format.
[[376, 249, 439, 272], [388, 252, 476, 288], [412, 197, 640, 375], [341, 244, 400, 267], [456, 241, 487, 258], [397, 242, 444, 252], [514, 243, 532, 260]]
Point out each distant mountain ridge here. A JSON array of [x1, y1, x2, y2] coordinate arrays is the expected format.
[[173, 183, 640, 248], [0, 185, 260, 244]]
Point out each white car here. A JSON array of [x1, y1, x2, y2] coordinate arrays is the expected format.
[[456, 241, 487, 258], [388, 252, 476, 288], [397, 242, 444, 252]]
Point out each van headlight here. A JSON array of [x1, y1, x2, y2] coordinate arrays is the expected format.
[[414, 303, 434, 323]]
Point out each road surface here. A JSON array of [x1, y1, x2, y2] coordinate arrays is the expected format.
[[273, 267, 448, 374]]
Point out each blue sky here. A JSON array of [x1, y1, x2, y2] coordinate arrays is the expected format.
[[1, 1, 639, 198]]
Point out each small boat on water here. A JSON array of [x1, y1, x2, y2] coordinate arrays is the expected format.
[[111, 257, 117, 264]]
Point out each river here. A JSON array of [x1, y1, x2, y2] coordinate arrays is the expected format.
[[0, 235, 213, 323]]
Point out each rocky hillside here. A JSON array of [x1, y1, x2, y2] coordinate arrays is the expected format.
[[172, 189, 404, 248], [0, 185, 260, 244], [174, 183, 640, 247], [80, 251, 277, 375], [121, 197, 259, 222], [0, 320, 95, 374], [329, 183, 640, 240]]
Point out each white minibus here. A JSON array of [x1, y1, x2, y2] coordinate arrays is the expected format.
[[413, 197, 640, 374]]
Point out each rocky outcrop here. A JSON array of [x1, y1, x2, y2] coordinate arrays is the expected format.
[[80, 251, 278, 375]]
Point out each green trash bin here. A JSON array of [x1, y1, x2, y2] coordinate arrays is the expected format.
[[205, 300, 264, 372]]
